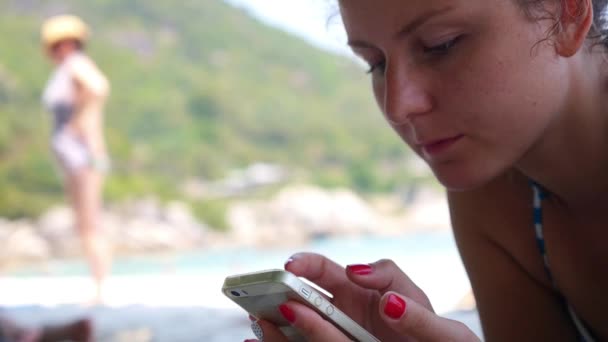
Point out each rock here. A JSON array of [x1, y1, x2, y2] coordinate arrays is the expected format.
[[179, 178, 208, 199], [37, 206, 73, 236], [163, 201, 203, 231], [102, 211, 124, 243], [271, 185, 377, 236], [161, 201, 207, 248], [0, 184, 452, 266], [226, 185, 381, 247], [402, 189, 451, 232], [36, 206, 81, 257], [227, 203, 308, 247], [117, 219, 176, 252], [115, 216, 204, 254], [0, 220, 50, 262], [243, 163, 287, 186], [121, 197, 163, 221], [455, 291, 477, 311], [0, 218, 14, 241]]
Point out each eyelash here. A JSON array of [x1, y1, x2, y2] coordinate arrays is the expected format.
[[423, 36, 461, 55], [366, 61, 386, 75], [365, 36, 461, 75]]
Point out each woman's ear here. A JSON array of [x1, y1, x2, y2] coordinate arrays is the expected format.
[[555, 0, 594, 56]]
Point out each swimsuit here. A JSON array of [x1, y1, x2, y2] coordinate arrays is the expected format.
[[42, 53, 94, 173], [531, 182, 597, 341]]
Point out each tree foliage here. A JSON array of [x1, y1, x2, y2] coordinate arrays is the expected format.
[[0, 0, 417, 218]]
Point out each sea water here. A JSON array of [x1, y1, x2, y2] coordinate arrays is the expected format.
[[2, 231, 471, 314]]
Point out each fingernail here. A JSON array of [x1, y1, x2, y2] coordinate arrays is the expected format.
[[346, 264, 373, 275], [279, 304, 296, 323], [244, 340, 258, 342], [248, 314, 257, 321], [384, 294, 407, 319], [284, 257, 295, 269], [285, 254, 302, 269], [251, 320, 264, 340]]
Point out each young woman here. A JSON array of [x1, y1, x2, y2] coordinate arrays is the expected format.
[[249, 0, 607, 340], [41, 15, 111, 304]]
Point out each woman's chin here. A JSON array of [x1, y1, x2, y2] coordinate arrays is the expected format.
[[431, 165, 499, 192]]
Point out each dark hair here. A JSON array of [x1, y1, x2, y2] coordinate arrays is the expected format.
[[331, 0, 608, 48], [50, 39, 84, 53], [518, 0, 608, 48]]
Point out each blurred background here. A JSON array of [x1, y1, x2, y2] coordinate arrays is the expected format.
[[0, 0, 478, 340]]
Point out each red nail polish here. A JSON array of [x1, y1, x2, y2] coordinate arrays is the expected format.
[[279, 304, 296, 323], [384, 294, 406, 319], [346, 264, 373, 275]]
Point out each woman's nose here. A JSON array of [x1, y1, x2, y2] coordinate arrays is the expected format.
[[382, 63, 433, 125]]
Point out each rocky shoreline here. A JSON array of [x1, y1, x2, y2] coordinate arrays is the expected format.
[[0, 185, 450, 268]]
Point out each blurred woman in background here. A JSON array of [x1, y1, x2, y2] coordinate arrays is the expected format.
[[41, 14, 111, 304]]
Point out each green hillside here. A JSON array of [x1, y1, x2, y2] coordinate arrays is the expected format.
[[0, 0, 419, 220]]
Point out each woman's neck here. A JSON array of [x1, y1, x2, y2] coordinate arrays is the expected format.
[[516, 51, 608, 212]]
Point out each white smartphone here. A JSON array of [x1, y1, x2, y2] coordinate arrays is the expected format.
[[222, 269, 380, 342]]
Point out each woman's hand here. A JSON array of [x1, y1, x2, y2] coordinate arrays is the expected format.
[[248, 253, 479, 342]]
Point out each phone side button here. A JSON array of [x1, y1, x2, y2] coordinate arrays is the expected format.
[[300, 287, 312, 298], [326, 305, 335, 316], [314, 296, 323, 307]]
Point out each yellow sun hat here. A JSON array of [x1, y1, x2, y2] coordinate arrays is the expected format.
[[41, 15, 89, 49]]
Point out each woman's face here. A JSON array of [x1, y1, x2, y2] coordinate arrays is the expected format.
[[340, 0, 571, 190], [48, 40, 79, 64]]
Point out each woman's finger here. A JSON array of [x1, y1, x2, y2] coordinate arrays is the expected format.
[[285, 253, 355, 295], [380, 292, 480, 342], [278, 301, 352, 342], [346, 259, 433, 309]]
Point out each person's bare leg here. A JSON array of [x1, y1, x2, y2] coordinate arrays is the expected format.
[[69, 169, 111, 304]]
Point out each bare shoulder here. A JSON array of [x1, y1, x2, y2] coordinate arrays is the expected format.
[[446, 170, 579, 340], [67, 53, 109, 97]]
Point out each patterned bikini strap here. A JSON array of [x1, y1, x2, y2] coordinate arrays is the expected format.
[[530, 181, 554, 282], [529, 181, 596, 342]]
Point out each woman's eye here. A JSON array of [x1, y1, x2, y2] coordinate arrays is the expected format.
[[366, 60, 386, 75], [423, 36, 461, 55]]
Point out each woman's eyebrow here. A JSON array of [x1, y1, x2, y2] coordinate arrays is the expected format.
[[347, 6, 455, 49], [394, 6, 454, 39]]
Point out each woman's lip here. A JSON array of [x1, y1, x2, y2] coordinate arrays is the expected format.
[[419, 135, 464, 157]]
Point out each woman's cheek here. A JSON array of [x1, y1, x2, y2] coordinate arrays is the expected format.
[[372, 78, 385, 111]]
